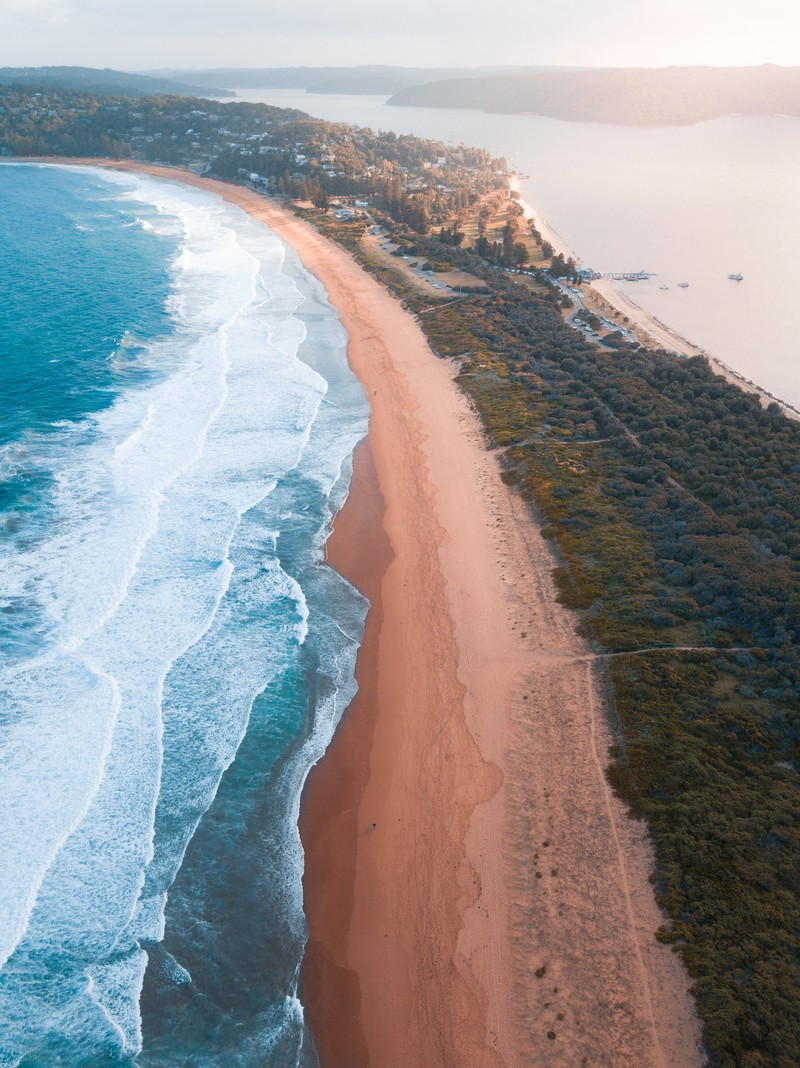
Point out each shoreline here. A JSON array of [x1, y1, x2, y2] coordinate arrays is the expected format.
[[512, 176, 800, 420], [301, 436, 387, 1064], [42, 160, 701, 1065]]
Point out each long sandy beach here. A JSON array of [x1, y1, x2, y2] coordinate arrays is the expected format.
[[66, 161, 702, 1066]]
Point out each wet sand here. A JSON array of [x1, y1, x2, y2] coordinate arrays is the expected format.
[[50, 161, 702, 1067]]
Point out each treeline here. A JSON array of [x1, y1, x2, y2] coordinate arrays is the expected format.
[[337, 215, 800, 1066]]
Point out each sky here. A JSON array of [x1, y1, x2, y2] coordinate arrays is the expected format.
[[1, 0, 800, 72]]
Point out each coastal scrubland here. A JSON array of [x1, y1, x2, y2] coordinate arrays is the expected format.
[[3, 85, 799, 1065]]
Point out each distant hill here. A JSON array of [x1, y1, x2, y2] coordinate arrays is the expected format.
[[148, 67, 345, 90], [150, 65, 568, 96], [0, 66, 232, 99], [387, 65, 800, 125], [307, 68, 462, 95], [305, 66, 560, 96]]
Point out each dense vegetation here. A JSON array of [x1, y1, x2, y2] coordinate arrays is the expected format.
[[3, 84, 799, 1064], [388, 64, 800, 125]]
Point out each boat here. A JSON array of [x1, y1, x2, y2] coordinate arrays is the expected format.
[[677, 282, 689, 288], [728, 273, 743, 281], [659, 284, 669, 290]]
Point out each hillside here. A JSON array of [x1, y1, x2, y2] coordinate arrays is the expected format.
[[388, 64, 800, 125], [0, 66, 232, 99]]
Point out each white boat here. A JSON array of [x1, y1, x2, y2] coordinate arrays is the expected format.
[[728, 273, 743, 281], [677, 282, 689, 288], [659, 284, 669, 290]]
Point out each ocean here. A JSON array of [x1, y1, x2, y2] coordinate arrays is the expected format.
[[0, 162, 368, 1066], [226, 89, 800, 410]]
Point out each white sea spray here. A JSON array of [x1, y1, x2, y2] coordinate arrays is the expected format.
[[0, 167, 368, 1066]]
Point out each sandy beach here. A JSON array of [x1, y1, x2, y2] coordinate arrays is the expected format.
[[55, 160, 702, 1066]]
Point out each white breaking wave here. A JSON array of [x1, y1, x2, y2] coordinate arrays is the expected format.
[[0, 170, 368, 1065]]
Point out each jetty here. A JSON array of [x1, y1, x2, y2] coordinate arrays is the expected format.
[[606, 270, 655, 282]]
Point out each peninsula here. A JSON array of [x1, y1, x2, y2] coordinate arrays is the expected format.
[[387, 64, 800, 125], [5, 81, 800, 1064]]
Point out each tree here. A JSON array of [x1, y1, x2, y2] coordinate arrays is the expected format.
[[502, 219, 518, 263]]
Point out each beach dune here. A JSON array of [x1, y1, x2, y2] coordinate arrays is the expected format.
[[69, 162, 702, 1067]]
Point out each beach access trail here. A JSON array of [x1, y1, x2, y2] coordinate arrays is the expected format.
[[73, 161, 701, 1067]]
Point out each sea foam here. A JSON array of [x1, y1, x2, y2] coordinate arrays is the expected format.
[[0, 167, 368, 1066]]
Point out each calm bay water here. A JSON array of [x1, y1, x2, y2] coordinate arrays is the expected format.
[[0, 163, 367, 1066], [231, 89, 800, 409]]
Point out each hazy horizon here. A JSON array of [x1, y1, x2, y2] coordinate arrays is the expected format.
[[2, 0, 799, 74]]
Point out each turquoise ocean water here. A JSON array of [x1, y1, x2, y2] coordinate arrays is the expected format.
[[0, 163, 368, 1065]]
